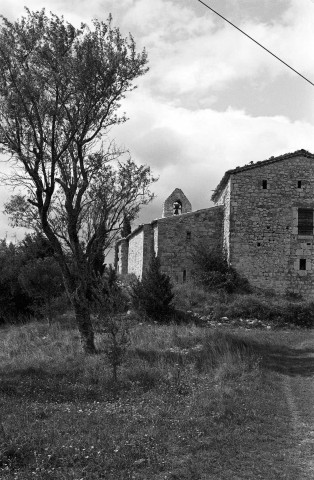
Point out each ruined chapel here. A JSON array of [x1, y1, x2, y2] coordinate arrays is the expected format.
[[116, 149, 314, 296]]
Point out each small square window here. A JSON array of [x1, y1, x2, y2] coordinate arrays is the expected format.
[[262, 180, 267, 189], [300, 259, 306, 270], [298, 180, 302, 188]]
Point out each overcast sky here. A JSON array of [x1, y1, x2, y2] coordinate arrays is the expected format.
[[1, 0, 314, 242]]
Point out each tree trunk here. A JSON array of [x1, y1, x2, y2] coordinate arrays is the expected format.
[[73, 299, 97, 354]]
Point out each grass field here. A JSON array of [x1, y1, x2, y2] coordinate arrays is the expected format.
[[0, 317, 309, 479]]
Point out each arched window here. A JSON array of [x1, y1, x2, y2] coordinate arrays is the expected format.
[[173, 200, 182, 215]]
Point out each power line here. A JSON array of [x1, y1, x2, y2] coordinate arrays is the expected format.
[[197, 0, 314, 88]]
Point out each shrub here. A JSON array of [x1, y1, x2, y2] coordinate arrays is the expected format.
[[92, 266, 129, 317], [173, 282, 212, 311], [92, 270, 131, 380], [213, 295, 277, 322], [131, 255, 174, 321], [211, 293, 314, 328], [192, 243, 251, 294], [281, 302, 314, 328]]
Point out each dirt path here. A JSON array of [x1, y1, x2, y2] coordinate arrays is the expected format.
[[271, 334, 314, 479]]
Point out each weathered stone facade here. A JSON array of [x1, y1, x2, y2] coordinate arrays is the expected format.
[[116, 189, 223, 283], [116, 149, 314, 297], [212, 149, 314, 296], [154, 206, 223, 282]]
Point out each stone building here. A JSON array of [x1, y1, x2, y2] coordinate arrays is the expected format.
[[116, 149, 314, 296], [115, 188, 223, 283]]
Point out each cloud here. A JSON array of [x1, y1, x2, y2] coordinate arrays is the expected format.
[[0, 0, 313, 239], [138, 0, 314, 104], [114, 89, 314, 223], [2, 0, 313, 95]]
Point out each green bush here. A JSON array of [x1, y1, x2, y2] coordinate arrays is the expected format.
[[131, 255, 174, 321], [281, 302, 314, 328], [172, 282, 214, 311], [192, 243, 251, 294], [211, 294, 314, 328], [214, 295, 277, 321]]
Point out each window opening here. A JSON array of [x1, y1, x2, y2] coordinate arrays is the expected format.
[[186, 231, 191, 241], [300, 259, 306, 271], [262, 180, 267, 189], [173, 200, 182, 215], [183, 269, 187, 283], [298, 180, 302, 188], [298, 208, 313, 235]]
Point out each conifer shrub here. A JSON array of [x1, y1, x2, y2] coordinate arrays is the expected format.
[[131, 255, 174, 321]]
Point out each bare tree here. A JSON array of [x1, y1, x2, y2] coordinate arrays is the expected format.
[[0, 9, 154, 353]]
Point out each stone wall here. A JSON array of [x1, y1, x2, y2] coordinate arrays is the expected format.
[[156, 206, 223, 283], [118, 224, 154, 279], [116, 239, 128, 274], [218, 155, 314, 296], [128, 227, 144, 278], [142, 224, 154, 274], [215, 178, 231, 261]]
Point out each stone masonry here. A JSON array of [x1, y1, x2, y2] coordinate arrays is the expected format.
[[155, 206, 223, 282], [116, 189, 223, 283], [116, 149, 314, 297], [212, 149, 314, 296]]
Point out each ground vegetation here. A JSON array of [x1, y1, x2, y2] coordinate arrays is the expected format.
[[0, 318, 305, 479]]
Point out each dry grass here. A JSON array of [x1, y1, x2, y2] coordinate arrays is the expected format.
[[173, 282, 314, 328], [0, 317, 304, 479]]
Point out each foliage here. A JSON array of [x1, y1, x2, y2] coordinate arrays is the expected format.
[[92, 267, 130, 381], [121, 215, 132, 238], [209, 293, 314, 328], [172, 281, 218, 311], [172, 281, 314, 328], [18, 233, 55, 261], [0, 9, 154, 352], [282, 302, 314, 328], [0, 234, 68, 324], [18, 257, 64, 323], [100, 317, 130, 382], [93, 266, 129, 316], [0, 320, 301, 479], [192, 242, 252, 293], [0, 240, 33, 322], [131, 255, 174, 321]]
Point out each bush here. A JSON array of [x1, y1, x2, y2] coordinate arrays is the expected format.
[[192, 243, 251, 294], [131, 255, 174, 321], [211, 293, 314, 328], [214, 295, 277, 322], [281, 302, 314, 328], [92, 269, 131, 380]]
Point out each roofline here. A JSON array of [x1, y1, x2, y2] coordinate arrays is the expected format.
[[156, 205, 222, 223], [211, 149, 314, 202], [116, 206, 223, 244], [116, 224, 144, 245]]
